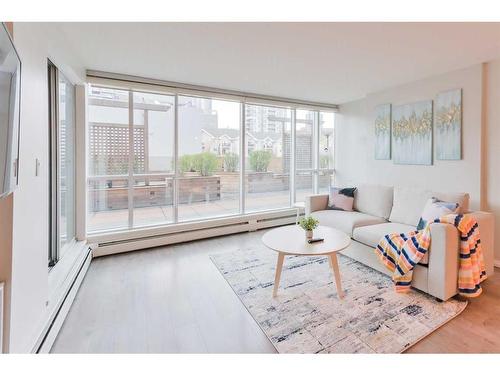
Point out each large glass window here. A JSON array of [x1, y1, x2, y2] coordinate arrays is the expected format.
[[132, 92, 175, 227], [87, 87, 130, 232], [244, 104, 291, 212], [178, 96, 240, 221], [295, 109, 316, 202], [48, 62, 76, 265], [88, 88, 176, 231], [86, 84, 335, 234]]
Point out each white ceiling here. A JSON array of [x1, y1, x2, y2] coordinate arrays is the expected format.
[[57, 22, 500, 104]]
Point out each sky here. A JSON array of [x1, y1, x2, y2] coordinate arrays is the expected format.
[[212, 99, 240, 129]]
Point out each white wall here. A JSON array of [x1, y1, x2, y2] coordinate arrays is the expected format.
[[8, 23, 84, 353], [335, 62, 500, 262], [336, 65, 483, 208], [486, 61, 500, 264]]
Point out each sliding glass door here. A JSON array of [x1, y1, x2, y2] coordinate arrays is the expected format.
[[86, 84, 335, 234]]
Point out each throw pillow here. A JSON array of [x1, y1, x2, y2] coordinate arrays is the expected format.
[[328, 187, 356, 211], [417, 197, 460, 230]]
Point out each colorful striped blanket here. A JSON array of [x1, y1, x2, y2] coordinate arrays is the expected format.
[[375, 214, 487, 297]]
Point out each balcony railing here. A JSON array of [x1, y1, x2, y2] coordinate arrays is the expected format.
[[87, 170, 333, 233]]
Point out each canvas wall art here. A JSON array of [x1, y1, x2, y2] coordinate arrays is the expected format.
[[435, 88, 462, 160], [374, 103, 391, 160], [392, 100, 433, 165]]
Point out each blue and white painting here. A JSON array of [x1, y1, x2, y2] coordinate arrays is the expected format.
[[435, 89, 462, 160], [392, 100, 433, 165], [374, 104, 391, 160]]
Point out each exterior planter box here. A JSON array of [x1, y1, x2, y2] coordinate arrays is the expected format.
[[89, 176, 221, 210], [219, 171, 293, 194], [218, 172, 239, 195], [178, 176, 221, 204], [247, 172, 289, 193], [88, 170, 311, 213]]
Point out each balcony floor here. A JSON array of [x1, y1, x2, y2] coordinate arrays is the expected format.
[[88, 189, 318, 232]]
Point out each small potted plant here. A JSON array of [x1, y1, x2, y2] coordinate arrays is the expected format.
[[299, 216, 319, 240]]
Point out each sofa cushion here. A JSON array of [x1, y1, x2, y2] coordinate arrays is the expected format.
[[310, 210, 387, 236], [417, 197, 460, 230], [328, 187, 356, 211], [389, 187, 432, 226], [389, 187, 469, 227], [353, 184, 393, 219], [353, 222, 429, 265], [433, 191, 469, 213]]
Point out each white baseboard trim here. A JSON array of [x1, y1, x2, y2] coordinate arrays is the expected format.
[[494, 260, 500, 268], [32, 248, 92, 353], [93, 213, 297, 257]]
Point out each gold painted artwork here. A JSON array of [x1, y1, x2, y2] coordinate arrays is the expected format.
[[392, 110, 432, 140], [374, 114, 390, 136], [435, 89, 461, 160], [436, 102, 461, 131], [375, 104, 391, 160]]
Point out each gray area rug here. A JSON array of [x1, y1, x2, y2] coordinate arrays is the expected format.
[[210, 246, 467, 353]]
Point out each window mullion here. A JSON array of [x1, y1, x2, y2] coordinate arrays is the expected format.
[[240, 102, 245, 214], [291, 108, 296, 205], [127, 91, 134, 228], [313, 111, 320, 194], [173, 94, 179, 222]]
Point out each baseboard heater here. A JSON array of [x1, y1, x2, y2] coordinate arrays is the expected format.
[[35, 248, 92, 353], [93, 212, 297, 257]]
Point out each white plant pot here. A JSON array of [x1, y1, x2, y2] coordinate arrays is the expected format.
[[305, 230, 313, 240]]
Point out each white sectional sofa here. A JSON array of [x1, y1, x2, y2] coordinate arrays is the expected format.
[[305, 184, 495, 301]]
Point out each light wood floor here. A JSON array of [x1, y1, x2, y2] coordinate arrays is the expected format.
[[52, 229, 500, 353]]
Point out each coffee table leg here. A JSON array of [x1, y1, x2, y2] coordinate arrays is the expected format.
[[329, 254, 344, 299], [273, 253, 285, 297]]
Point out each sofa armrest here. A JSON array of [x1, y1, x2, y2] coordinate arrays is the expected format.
[[427, 223, 460, 301], [465, 211, 495, 276], [305, 194, 329, 215], [427, 211, 495, 301]]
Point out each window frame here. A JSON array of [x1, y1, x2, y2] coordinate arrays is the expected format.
[[86, 78, 336, 235], [48, 60, 77, 267]]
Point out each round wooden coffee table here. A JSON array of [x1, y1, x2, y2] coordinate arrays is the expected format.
[[262, 225, 351, 299]]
